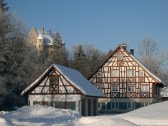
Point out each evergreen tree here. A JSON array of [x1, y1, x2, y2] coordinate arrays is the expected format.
[[0, 0, 30, 110], [0, 0, 8, 11], [53, 32, 65, 48], [71, 45, 87, 76], [0, 0, 9, 50]]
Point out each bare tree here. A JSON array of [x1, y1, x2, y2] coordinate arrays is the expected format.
[[85, 44, 106, 77], [139, 37, 158, 57], [139, 37, 168, 85]]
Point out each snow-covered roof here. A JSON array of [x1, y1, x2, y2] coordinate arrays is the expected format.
[[55, 64, 104, 97], [21, 64, 104, 97], [37, 34, 44, 40], [37, 29, 54, 45]]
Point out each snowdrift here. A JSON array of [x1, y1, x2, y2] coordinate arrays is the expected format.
[[0, 101, 168, 126], [74, 101, 168, 126], [0, 105, 80, 126]]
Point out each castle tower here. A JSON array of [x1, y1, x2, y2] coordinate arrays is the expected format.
[[36, 34, 44, 54]]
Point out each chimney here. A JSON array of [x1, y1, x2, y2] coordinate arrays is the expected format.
[[130, 48, 134, 55]]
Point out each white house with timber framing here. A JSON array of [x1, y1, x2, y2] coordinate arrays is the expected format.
[[21, 64, 104, 116], [88, 44, 164, 114]]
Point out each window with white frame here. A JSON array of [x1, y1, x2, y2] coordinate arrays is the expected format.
[[127, 85, 135, 92], [139, 71, 144, 77], [111, 85, 119, 92], [111, 70, 119, 77], [127, 70, 135, 77], [141, 85, 149, 92]]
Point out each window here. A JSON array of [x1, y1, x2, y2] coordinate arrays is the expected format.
[[33, 101, 48, 106], [97, 72, 101, 77], [49, 75, 59, 84], [118, 53, 123, 60], [104, 83, 109, 88], [127, 102, 135, 109], [111, 85, 119, 92], [54, 101, 76, 110], [139, 71, 144, 77], [111, 70, 119, 77], [127, 85, 135, 92], [127, 70, 135, 77], [111, 102, 119, 109], [141, 85, 149, 92], [99, 103, 106, 110]]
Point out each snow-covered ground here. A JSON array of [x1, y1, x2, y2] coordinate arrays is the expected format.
[[0, 101, 168, 126]]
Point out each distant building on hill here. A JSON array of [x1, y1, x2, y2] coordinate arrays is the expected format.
[[26, 27, 65, 54], [88, 44, 164, 114]]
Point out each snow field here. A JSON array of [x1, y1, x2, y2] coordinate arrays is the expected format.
[[0, 101, 168, 126]]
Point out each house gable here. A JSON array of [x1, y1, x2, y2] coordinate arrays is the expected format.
[[21, 65, 84, 96], [30, 68, 83, 95], [89, 45, 163, 98], [21, 64, 104, 97]]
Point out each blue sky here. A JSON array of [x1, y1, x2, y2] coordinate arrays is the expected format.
[[6, 0, 168, 54]]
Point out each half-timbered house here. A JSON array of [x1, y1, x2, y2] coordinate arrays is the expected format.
[[88, 44, 163, 114], [21, 64, 104, 116]]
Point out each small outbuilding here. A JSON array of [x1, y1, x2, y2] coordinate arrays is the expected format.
[[160, 86, 168, 101], [21, 64, 104, 116]]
